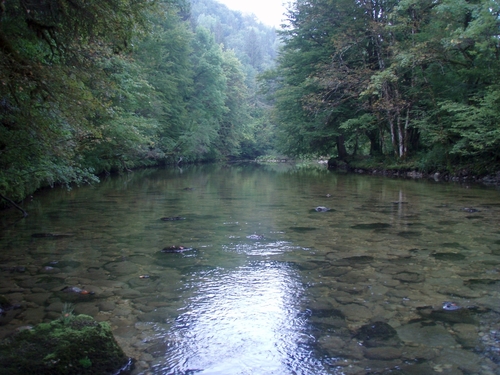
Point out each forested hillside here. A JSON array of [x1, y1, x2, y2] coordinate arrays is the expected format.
[[266, 0, 500, 174], [0, 0, 277, 205]]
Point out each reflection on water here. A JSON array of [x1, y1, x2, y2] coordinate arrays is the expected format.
[[158, 260, 325, 375], [0, 163, 500, 375]]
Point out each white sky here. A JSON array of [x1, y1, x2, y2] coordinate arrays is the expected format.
[[216, 0, 289, 28]]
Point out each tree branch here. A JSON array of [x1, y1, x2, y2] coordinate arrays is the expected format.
[[0, 193, 28, 217]]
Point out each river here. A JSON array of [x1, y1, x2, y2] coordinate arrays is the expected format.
[[0, 163, 499, 375]]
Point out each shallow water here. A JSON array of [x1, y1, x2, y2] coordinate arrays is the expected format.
[[1, 163, 500, 375]]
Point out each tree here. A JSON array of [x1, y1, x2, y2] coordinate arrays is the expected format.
[[179, 26, 228, 160], [270, 0, 500, 171], [1, 0, 152, 201]]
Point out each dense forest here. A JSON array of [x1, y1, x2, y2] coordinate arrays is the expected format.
[[0, 0, 277, 205], [1, 0, 500, 207], [266, 0, 500, 174]]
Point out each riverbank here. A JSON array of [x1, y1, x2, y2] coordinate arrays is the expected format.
[[327, 158, 500, 186]]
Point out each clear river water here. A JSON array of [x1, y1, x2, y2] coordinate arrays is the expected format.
[[0, 163, 499, 375]]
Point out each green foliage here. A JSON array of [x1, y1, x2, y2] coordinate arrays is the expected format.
[[0, 0, 155, 202], [440, 86, 500, 158], [78, 357, 92, 369], [268, 0, 500, 171], [1, 0, 272, 203]]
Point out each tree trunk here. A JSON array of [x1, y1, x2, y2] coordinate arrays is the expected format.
[[388, 115, 398, 157], [367, 129, 381, 155], [397, 112, 405, 158], [337, 134, 348, 160]]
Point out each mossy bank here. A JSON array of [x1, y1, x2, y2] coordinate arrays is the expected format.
[[0, 314, 133, 375]]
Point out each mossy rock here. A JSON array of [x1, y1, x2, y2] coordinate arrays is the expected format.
[[0, 314, 132, 375]]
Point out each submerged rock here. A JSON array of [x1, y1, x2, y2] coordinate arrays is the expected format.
[[0, 314, 133, 375], [288, 226, 317, 232], [0, 266, 26, 273], [431, 252, 466, 261], [160, 216, 185, 221], [351, 223, 391, 230], [314, 206, 331, 212], [0, 296, 22, 321], [393, 271, 425, 283], [397, 322, 457, 347], [442, 301, 462, 311], [161, 246, 194, 253], [416, 303, 478, 324], [462, 207, 480, 213], [364, 346, 402, 360], [354, 321, 400, 347], [61, 286, 95, 295]]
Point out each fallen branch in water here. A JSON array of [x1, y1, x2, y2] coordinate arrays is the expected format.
[[0, 193, 28, 217]]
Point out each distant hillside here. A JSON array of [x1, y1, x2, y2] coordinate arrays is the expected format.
[[190, 0, 279, 84]]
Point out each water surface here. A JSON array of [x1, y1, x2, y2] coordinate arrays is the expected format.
[[1, 163, 499, 375]]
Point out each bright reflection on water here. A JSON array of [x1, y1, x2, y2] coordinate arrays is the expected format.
[[0, 163, 500, 375], [159, 259, 324, 375]]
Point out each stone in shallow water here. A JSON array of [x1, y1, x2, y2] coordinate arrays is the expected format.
[[160, 246, 194, 253], [364, 346, 402, 360], [104, 261, 139, 275], [317, 336, 364, 360], [338, 304, 373, 321], [434, 347, 482, 374], [355, 321, 398, 340], [308, 304, 345, 319], [451, 323, 479, 349], [321, 266, 351, 277], [43, 260, 81, 269], [351, 223, 391, 230], [430, 308, 477, 324], [397, 322, 456, 347], [393, 271, 425, 283], [160, 216, 185, 221], [98, 301, 116, 312], [400, 231, 424, 239], [288, 226, 317, 232], [431, 252, 466, 261], [355, 321, 400, 347]]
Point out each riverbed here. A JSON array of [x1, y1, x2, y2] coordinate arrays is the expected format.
[[0, 163, 499, 375]]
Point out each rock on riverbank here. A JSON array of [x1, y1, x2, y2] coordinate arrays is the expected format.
[[0, 314, 133, 375]]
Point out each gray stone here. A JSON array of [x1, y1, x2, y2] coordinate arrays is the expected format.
[[451, 324, 479, 349], [364, 347, 402, 360], [114, 288, 142, 299], [45, 301, 65, 313], [23, 293, 51, 306], [20, 306, 45, 324], [393, 271, 425, 283], [73, 302, 99, 316], [318, 335, 345, 352], [104, 261, 139, 275], [98, 301, 116, 312], [397, 322, 456, 347], [338, 304, 373, 321], [434, 348, 482, 374]]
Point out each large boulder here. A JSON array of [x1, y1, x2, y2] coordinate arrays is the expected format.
[[0, 314, 133, 375]]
